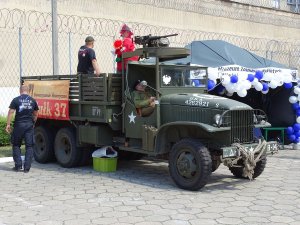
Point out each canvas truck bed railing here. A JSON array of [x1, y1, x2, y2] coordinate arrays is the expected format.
[[80, 75, 107, 101]]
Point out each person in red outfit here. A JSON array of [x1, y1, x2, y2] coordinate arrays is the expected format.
[[115, 24, 139, 73]]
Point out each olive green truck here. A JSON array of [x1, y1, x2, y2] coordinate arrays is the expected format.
[[23, 44, 278, 191]]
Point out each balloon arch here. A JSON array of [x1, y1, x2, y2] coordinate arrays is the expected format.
[[205, 65, 299, 144]]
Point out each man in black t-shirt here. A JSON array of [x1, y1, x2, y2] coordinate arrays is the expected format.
[[77, 36, 101, 76], [6, 85, 39, 173]]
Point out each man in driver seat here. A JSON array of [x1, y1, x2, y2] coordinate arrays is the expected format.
[[132, 80, 156, 117]]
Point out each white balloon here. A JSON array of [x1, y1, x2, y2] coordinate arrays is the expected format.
[[237, 89, 247, 97], [262, 90, 269, 94], [225, 83, 235, 93], [254, 82, 263, 91], [294, 87, 300, 95], [243, 80, 252, 90], [252, 78, 259, 85], [297, 117, 300, 124], [289, 96, 298, 104], [269, 80, 278, 89]]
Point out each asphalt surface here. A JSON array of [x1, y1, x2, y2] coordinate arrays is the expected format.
[[0, 150, 299, 225]]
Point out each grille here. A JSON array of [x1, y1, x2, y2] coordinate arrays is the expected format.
[[230, 110, 254, 143]]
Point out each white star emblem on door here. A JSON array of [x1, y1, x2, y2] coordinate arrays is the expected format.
[[128, 111, 136, 123]]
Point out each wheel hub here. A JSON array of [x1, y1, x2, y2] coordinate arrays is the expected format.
[[177, 152, 197, 178]]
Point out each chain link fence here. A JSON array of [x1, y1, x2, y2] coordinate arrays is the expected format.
[[0, 6, 299, 115]]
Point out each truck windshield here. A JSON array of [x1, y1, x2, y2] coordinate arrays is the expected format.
[[160, 66, 207, 88]]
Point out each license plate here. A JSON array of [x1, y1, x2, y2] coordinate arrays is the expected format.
[[222, 141, 278, 158]]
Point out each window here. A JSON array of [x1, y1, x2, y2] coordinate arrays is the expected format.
[[161, 66, 207, 88]]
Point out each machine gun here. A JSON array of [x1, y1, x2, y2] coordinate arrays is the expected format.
[[134, 33, 178, 48]]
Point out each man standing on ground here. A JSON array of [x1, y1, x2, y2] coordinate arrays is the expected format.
[[6, 85, 39, 173], [77, 36, 101, 76]]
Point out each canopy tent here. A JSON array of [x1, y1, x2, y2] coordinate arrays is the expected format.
[[170, 40, 292, 69]]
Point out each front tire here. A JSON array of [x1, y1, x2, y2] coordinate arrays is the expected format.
[[54, 128, 82, 168], [34, 126, 55, 163], [229, 155, 267, 179], [169, 138, 212, 191]]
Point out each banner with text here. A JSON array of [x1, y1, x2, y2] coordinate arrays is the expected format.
[[24, 80, 70, 120]]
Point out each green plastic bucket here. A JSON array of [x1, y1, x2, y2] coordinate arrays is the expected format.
[[93, 157, 117, 172]]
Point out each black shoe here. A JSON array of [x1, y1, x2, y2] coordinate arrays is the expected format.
[[12, 167, 22, 172], [24, 169, 30, 173]]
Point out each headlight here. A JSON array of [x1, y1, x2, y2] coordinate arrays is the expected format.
[[214, 114, 222, 126]]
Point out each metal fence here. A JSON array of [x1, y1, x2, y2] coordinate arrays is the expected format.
[[0, 6, 299, 115]]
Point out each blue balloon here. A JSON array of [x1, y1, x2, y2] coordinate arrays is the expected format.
[[296, 109, 300, 116], [284, 82, 293, 89], [207, 80, 216, 90], [230, 75, 238, 83], [247, 74, 255, 82], [262, 82, 269, 91], [293, 123, 300, 132], [286, 126, 294, 135], [295, 137, 300, 143], [255, 70, 264, 80], [292, 103, 300, 110], [289, 134, 296, 141]]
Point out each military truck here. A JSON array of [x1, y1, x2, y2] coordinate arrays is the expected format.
[[22, 35, 278, 191]]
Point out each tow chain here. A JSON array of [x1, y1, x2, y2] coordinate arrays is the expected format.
[[230, 139, 267, 180]]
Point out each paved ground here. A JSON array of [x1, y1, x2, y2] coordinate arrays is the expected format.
[[0, 150, 299, 225]]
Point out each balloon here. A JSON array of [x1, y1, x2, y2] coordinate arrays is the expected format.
[[247, 74, 255, 82], [255, 70, 264, 80], [241, 80, 252, 90], [295, 131, 300, 139], [294, 87, 300, 95], [293, 103, 300, 110], [284, 82, 293, 89], [289, 134, 296, 141], [261, 90, 269, 94], [262, 82, 269, 91], [237, 89, 247, 97], [297, 117, 300, 124], [230, 75, 238, 83], [252, 78, 259, 85], [289, 96, 298, 104], [296, 109, 300, 116], [207, 79, 216, 90], [269, 80, 278, 89], [254, 82, 263, 91], [295, 138, 300, 143], [286, 127, 294, 135], [293, 123, 300, 132]]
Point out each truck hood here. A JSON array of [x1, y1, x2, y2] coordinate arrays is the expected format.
[[160, 93, 252, 110]]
